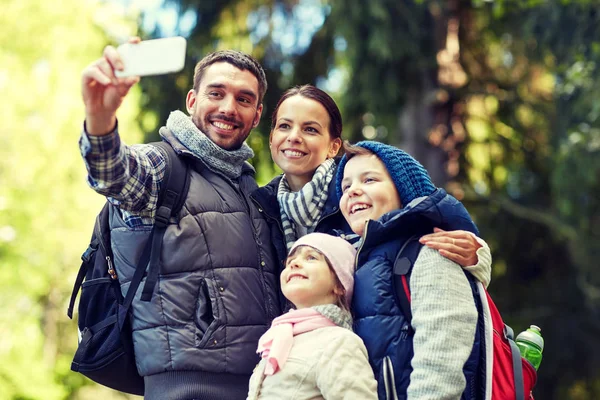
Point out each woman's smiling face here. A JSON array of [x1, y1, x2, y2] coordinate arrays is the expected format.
[[270, 95, 341, 191]]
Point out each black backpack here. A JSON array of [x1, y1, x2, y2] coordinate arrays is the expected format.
[[67, 141, 190, 395]]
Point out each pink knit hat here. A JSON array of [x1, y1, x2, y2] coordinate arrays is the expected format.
[[289, 233, 356, 304]]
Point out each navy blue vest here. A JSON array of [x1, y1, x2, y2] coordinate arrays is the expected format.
[[353, 189, 484, 399]]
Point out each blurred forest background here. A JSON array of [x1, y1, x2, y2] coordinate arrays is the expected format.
[[1, 0, 599, 399]]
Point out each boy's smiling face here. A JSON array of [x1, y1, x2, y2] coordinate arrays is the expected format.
[[339, 154, 402, 237]]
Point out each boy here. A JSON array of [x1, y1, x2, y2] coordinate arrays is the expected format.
[[336, 141, 483, 400]]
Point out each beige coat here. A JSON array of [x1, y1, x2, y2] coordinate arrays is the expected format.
[[247, 326, 378, 400]]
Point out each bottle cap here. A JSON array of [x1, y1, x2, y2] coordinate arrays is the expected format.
[[516, 325, 544, 351]]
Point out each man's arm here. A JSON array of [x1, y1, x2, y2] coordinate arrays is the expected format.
[[407, 246, 478, 400], [80, 38, 166, 219], [80, 127, 166, 217]]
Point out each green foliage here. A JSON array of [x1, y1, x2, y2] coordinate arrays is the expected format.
[[454, 2, 600, 398], [1, 0, 143, 398], [329, 0, 438, 140], [3, 0, 595, 398]]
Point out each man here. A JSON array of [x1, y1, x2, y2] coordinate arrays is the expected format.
[[80, 42, 281, 399]]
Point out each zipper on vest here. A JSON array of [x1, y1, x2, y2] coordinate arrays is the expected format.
[[203, 170, 278, 321], [251, 197, 285, 238], [251, 197, 287, 274], [240, 190, 277, 320], [251, 196, 298, 315], [383, 356, 399, 400], [354, 220, 370, 272]]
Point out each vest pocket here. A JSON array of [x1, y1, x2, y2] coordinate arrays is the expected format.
[[382, 356, 399, 400], [194, 278, 219, 347]]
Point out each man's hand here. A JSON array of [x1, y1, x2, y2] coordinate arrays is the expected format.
[[81, 38, 140, 135], [419, 227, 482, 267]]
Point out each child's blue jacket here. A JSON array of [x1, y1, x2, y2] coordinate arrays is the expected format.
[[353, 188, 484, 400]]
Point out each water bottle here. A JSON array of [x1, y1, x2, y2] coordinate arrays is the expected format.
[[516, 324, 544, 370]]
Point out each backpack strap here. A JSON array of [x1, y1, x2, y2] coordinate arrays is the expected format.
[[152, 141, 190, 219], [392, 234, 424, 324], [505, 325, 525, 400], [138, 141, 190, 302]]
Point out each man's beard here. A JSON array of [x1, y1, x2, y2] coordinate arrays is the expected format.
[[191, 113, 253, 150]]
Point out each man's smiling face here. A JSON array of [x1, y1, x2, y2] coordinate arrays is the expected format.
[[186, 62, 263, 150]]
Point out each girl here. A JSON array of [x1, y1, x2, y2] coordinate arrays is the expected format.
[[246, 232, 378, 400]]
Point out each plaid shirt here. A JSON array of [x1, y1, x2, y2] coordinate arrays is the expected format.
[[79, 126, 167, 228]]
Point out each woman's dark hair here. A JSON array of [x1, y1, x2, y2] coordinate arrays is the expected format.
[[270, 84, 343, 140]]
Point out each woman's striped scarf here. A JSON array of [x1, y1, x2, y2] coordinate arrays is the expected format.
[[277, 159, 336, 251]]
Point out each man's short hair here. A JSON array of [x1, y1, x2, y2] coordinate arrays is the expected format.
[[193, 50, 267, 105]]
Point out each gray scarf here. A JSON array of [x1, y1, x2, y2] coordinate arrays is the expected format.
[[166, 110, 254, 179], [277, 158, 336, 251], [312, 304, 353, 330]]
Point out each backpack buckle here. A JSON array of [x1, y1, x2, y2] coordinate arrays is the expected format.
[[504, 324, 515, 340], [81, 241, 98, 264], [154, 205, 171, 227]]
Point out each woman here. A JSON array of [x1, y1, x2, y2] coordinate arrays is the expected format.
[[250, 85, 491, 295]]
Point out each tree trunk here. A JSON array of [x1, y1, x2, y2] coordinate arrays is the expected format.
[[395, 75, 449, 188]]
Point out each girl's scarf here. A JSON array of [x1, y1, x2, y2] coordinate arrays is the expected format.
[[166, 110, 254, 179], [277, 158, 336, 251], [257, 305, 352, 375]]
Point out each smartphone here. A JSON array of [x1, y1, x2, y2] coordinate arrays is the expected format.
[[115, 36, 187, 77]]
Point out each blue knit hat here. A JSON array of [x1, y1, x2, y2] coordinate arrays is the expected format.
[[335, 141, 436, 206]]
